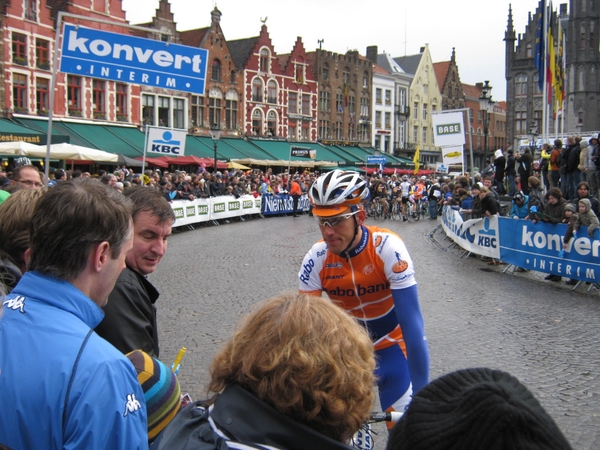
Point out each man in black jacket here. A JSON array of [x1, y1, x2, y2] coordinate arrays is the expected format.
[[95, 186, 175, 357], [566, 136, 582, 201], [516, 148, 533, 195], [505, 150, 517, 195], [493, 149, 506, 195]]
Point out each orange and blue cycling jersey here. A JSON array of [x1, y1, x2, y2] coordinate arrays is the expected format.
[[299, 224, 429, 418], [299, 225, 416, 353]]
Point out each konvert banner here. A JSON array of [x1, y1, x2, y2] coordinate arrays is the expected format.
[[60, 23, 208, 94], [441, 206, 600, 283]]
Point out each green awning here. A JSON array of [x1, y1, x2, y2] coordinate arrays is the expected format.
[[61, 122, 142, 157], [14, 118, 145, 157], [0, 118, 44, 144], [192, 137, 260, 160], [182, 136, 213, 158], [244, 140, 345, 164], [7, 118, 70, 144], [104, 126, 146, 156], [221, 138, 277, 160]]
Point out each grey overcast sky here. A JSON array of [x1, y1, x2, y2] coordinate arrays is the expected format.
[[121, 0, 544, 101]]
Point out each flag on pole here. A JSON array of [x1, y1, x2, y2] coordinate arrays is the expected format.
[[413, 146, 420, 175], [546, 2, 555, 105], [555, 16, 565, 111], [534, 0, 546, 91]]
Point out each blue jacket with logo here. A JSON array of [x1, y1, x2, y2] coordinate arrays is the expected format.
[[0, 271, 148, 450]]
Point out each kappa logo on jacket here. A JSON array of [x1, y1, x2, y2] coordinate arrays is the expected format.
[[3, 295, 25, 313], [123, 393, 141, 417]]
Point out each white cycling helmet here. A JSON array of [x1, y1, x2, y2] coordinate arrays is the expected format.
[[310, 170, 369, 217]]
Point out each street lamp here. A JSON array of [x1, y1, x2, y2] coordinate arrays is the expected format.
[[479, 80, 494, 169], [209, 123, 221, 172], [528, 123, 538, 153]]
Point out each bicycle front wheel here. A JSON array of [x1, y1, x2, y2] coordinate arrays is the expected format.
[[391, 202, 400, 220]]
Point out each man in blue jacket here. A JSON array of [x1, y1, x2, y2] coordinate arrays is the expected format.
[[0, 179, 148, 450]]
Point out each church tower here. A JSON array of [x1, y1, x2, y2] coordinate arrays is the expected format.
[[565, 0, 600, 132]]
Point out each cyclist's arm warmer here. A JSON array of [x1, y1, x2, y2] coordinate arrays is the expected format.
[[392, 285, 430, 393]]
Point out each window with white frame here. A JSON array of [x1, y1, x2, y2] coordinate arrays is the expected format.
[[289, 92, 298, 114], [267, 111, 277, 136], [191, 96, 204, 127], [67, 75, 82, 115], [142, 94, 155, 125], [302, 94, 310, 116], [360, 97, 369, 117], [158, 96, 170, 127], [226, 90, 238, 130], [252, 109, 263, 135], [267, 80, 277, 104], [173, 98, 185, 129], [208, 89, 222, 128], [142, 93, 186, 128], [92, 79, 106, 118]]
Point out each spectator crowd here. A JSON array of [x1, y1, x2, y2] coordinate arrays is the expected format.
[[0, 150, 581, 450]]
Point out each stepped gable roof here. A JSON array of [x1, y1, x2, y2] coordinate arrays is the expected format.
[[227, 37, 259, 70], [393, 53, 423, 75], [277, 53, 291, 70], [180, 28, 210, 47], [433, 61, 450, 89]]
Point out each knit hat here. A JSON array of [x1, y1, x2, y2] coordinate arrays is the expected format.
[[386, 368, 572, 450], [126, 350, 182, 442], [565, 203, 576, 212]]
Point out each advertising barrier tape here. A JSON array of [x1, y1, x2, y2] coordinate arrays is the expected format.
[[172, 195, 261, 227], [442, 206, 600, 283], [441, 206, 500, 259], [261, 194, 310, 216]]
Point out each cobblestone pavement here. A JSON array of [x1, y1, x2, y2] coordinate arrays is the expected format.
[[151, 213, 600, 450]]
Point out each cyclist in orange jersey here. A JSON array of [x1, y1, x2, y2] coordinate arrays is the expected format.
[[298, 170, 430, 423]]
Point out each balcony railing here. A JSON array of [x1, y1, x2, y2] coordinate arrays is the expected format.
[[395, 105, 410, 117]]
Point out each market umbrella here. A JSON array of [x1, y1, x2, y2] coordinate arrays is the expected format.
[[42, 143, 119, 162], [0, 141, 45, 155], [228, 161, 251, 170]]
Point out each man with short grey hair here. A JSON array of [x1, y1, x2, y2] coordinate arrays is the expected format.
[[96, 185, 175, 357]]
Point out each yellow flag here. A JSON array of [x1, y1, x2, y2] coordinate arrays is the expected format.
[[413, 146, 420, 175]]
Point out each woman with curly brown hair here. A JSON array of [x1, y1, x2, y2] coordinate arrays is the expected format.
[[152, 293, 375, 450]]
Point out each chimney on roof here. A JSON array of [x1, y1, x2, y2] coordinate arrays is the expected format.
[[366, 46, 378, 64], [420, 46, 425, 53]]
